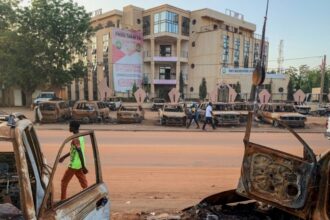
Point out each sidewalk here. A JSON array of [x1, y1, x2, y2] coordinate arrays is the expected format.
[[0, 107, 327, 133]]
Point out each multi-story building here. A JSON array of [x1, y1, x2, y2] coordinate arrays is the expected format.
[[65, 4, 286, 101]]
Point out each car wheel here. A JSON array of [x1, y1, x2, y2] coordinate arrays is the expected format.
[[273, 120, 279, 127], [160, 118, 166, 125]]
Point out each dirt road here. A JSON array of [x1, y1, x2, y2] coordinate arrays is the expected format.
[[37, 129, 329, 216]]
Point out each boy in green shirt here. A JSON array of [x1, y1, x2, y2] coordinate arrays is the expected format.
[[60, 121, 88, 200]]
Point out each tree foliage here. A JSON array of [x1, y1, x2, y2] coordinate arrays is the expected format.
[[199, 77, 207, 100], [0, 0, 91, 106], [131, 81, 137, 97], [285, 65, 330, 95]]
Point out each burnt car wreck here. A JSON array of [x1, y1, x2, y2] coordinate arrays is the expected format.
[[0, 113, 110, 219], [181, 112, 329, 220]]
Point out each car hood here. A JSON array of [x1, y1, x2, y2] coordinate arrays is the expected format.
[[273, 113, 305, 118], [163, 112, 185, 117], [213, 111, 240, 115]]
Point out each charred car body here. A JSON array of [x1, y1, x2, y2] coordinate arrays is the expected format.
[[39, 101, 71, 123], [258, 103, 306, 127], [0, 113, 109, 219], [233, 102, 255, 123], [117, 105, 144, 123], [159, 104, 186, 126], [72, 101, 110, 123], [199, 102, 240, 126], [151, 98, 166, 111], [182, 112, 330, 220]]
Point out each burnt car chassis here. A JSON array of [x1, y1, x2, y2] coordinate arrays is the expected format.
[[181, 113, 328, 220]]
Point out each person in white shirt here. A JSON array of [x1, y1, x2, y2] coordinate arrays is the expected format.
[[202, 102, 216, 130]]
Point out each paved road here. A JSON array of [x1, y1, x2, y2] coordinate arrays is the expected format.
[[37, 129, 329, 214]]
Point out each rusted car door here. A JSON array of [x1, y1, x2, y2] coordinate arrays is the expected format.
[[237, 113, 317, 219], [39, 131, 109, 219]]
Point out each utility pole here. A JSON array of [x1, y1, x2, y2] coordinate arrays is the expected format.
[[319, 55, 326, 105]]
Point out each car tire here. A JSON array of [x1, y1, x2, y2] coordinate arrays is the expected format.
[[160, 118, 166, 125], [273, 120, 279, 127]]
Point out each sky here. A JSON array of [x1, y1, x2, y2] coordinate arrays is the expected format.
[[23, 0, 330, 71]]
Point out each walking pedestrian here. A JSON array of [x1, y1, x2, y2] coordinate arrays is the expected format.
[[202, 102, 216, 130], [59, 121, 88, 200], [186, 103, 200, 129]]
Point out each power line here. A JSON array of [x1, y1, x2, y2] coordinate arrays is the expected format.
[[268, 55, 323, 62]]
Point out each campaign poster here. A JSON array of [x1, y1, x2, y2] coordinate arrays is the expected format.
[[112, 28, 143, 93]]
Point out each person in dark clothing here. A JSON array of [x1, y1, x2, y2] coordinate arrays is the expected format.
[[186, 103, 200, 129], [202, 102, 216, 130]]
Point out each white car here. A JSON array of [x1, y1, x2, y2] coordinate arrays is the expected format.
[[326, 116, 330, 139], [33, 91, 57, 105]]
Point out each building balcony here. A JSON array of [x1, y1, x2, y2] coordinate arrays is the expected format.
[[143, 50, 188, 63]]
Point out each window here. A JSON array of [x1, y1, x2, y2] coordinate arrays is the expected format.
[[234, 38, 240, 68], [143, 16, 150, 36], [159, 66, 171, 80], [190, 63, 195, 69], [0, 141, 23, 211], [253, 42, 260, 67], [137, 18, 141, 24], [181, 16, 190, 36], [192, 19, 196, 25], [243, 40, 250, 68], [160, 45, 171, 57], [192, 41, 195, 47], [154, 11, 178, 34], [222, 35, 230, 67]]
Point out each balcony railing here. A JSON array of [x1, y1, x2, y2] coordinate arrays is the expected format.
[[143, 50, 188, 59]]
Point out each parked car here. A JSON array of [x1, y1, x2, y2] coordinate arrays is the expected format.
[[182, 112, 330, 219], [117, 105, 144, 123], [33, 91, 59, 106], [72, 101, 110, 123], [199, 102, 240, 126], [39, 101, 71, 122], [233, 102, 255, 123], [326, 116, 330, 139], [294, 104, 311, 115], [105, 97, 122, 111], [258, 103, 306, 127], [0, 112, 109, 219], [151, 98, 166, 111], [159, 104, 186, 126]]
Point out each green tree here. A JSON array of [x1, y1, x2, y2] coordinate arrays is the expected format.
[[235, 81, 241, 101], [199, 77, 207, 100], [179, 71, 184, 99], [131, 81, 138, 97], [287, 76, 294, 101], [1, 0, 92, 106]]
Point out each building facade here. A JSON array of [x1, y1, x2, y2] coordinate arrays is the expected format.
[[66, 4, 286, 101]]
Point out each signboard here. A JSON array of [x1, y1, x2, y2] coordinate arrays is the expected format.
[[112, 28, 143, 93], [98, 78, 112, 101], [293, 89, 306, 104], [258, 89, 271, 104], [222, 67, 254, 75], [134, 88, 146, 105], [168, 88, 180, 104]]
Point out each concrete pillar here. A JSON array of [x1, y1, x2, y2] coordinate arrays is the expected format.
[[151, 38, 155, 96], [176, 39, 181, 90]]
